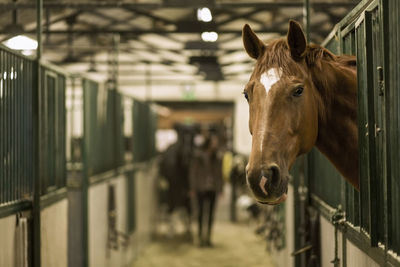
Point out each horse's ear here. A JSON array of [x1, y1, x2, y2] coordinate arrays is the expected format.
[[242, 24, 265, 59], [287, 20, 307, 61]]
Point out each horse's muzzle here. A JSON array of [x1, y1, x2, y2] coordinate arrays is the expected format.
[[246, 164, 289, 205]]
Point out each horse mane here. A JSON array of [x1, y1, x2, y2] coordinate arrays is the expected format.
[[261, 38, 354, 71]]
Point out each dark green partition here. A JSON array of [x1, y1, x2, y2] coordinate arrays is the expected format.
[[0, 45, 35, 207]]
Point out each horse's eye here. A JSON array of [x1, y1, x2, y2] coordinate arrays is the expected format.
[[243, 91, 249, 102], [292, 86, 304, 97]]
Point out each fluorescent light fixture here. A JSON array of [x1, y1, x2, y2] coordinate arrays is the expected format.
[[197, 7, 212, 22], [3, 35, 38, 50], [201, 31, 218, 42]]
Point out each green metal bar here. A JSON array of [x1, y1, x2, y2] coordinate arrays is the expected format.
[[364, 8, 380, 247], [387, 0, 400, 255], [16, 54, 21, 202], [82, 78, 89, 267], [377, 0, 389, 259], [33, 0, 42, 266], [0, 49, 3, 204], [355, 13, 371, 235], [0, 200, 32, 219], [40, 187, 67, 209], [303, 0, 310, 43], [3, 51, 7, 203], [28, 60, 34, 197]]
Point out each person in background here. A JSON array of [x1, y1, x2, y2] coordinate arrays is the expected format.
[[190, 130, 223, 247]]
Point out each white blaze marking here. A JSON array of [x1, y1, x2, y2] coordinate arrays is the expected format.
[[258, 68, 282, 153], [260, 68, 282, 95]]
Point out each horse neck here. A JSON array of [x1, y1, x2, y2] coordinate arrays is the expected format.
[[310, 58, 359, 189]]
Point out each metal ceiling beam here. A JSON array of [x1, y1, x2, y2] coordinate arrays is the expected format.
[[118, 79, 247, 86], [217, 9, 265, 26], [43, 45, 241, 52], [122, 8, 186, 46], [0, 28, 330, 36], [1, 1, 359, 9], [52, 60, 186, 65], [216, 8, 264, 27], [0, 10, 82, 42], [124, 7, 176, 25], [216, 12, 303, 45], [85, 10, 128, 26], [45, 12, 138, 48]]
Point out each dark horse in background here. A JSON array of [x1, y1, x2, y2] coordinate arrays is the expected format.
[[242, 21, 358, 205], [159, 123, 198, 236]]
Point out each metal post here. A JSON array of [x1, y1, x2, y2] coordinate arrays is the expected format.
[[299, 3, 310, 267], [146, 63, 151, 101], [303, 0, 310, 43], [33, 0, 42, 266], [82, 78, 89, 267]]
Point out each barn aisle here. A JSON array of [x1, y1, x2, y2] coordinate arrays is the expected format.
[[131, 222, 274, 267]]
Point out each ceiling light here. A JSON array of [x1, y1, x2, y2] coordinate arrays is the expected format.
[[197, 7, 212, 22], [201, 32, 218, 42], [3, 35, 38, 50]]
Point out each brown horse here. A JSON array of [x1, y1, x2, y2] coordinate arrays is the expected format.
[[242, 20, 358, 205]]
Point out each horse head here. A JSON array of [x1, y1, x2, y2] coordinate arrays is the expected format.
[[242, 20, 359, 205], [242, 21, 325, 205]]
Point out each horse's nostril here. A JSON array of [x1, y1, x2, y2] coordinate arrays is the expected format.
[[268, 165, 280, 185]]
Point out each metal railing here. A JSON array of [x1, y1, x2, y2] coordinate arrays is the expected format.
[[0, 45, 34, 205], [303, 0, 400, 264], [0, 44, 68, 208]]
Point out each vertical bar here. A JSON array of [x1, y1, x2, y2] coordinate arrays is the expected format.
[[303, 0, 310, 43], [12, 54, 15, 202], [380, 0, 390, 257], [5, 52, 10, 203], [21, 58, 26, 198], [0, 49, 3, 204], [27, 61, 32, 197], [62, 76, 66, 187], [16, 56, 20, 201], [4, 50, 6, 202], [0, 49, 4, 204], [33, 0, 42, 266], [10, 54, 14, 202], [82, 79, 89, 267]]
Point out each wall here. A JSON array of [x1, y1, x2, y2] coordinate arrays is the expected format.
[[41, 199, 68, 267], [269, 184, 295, 267], [317, 212, 382, 267], [131, 163, 159, 256], [0, 201, 68, 267], [88, 175, 127, 267], [319, 216, 343, 267], [87, 162, 158, 267], [124, 162, 159, 267], [0, 215, 17, 267], [346, 240, 380, 267]]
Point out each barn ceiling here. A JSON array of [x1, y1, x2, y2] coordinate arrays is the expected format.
[[0, 0, 358, 96]]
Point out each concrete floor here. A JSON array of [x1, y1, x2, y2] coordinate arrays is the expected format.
[[132, 222, 275, 267]]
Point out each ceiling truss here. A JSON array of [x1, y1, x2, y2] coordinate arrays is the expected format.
[[0, 0, 359, 83]]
